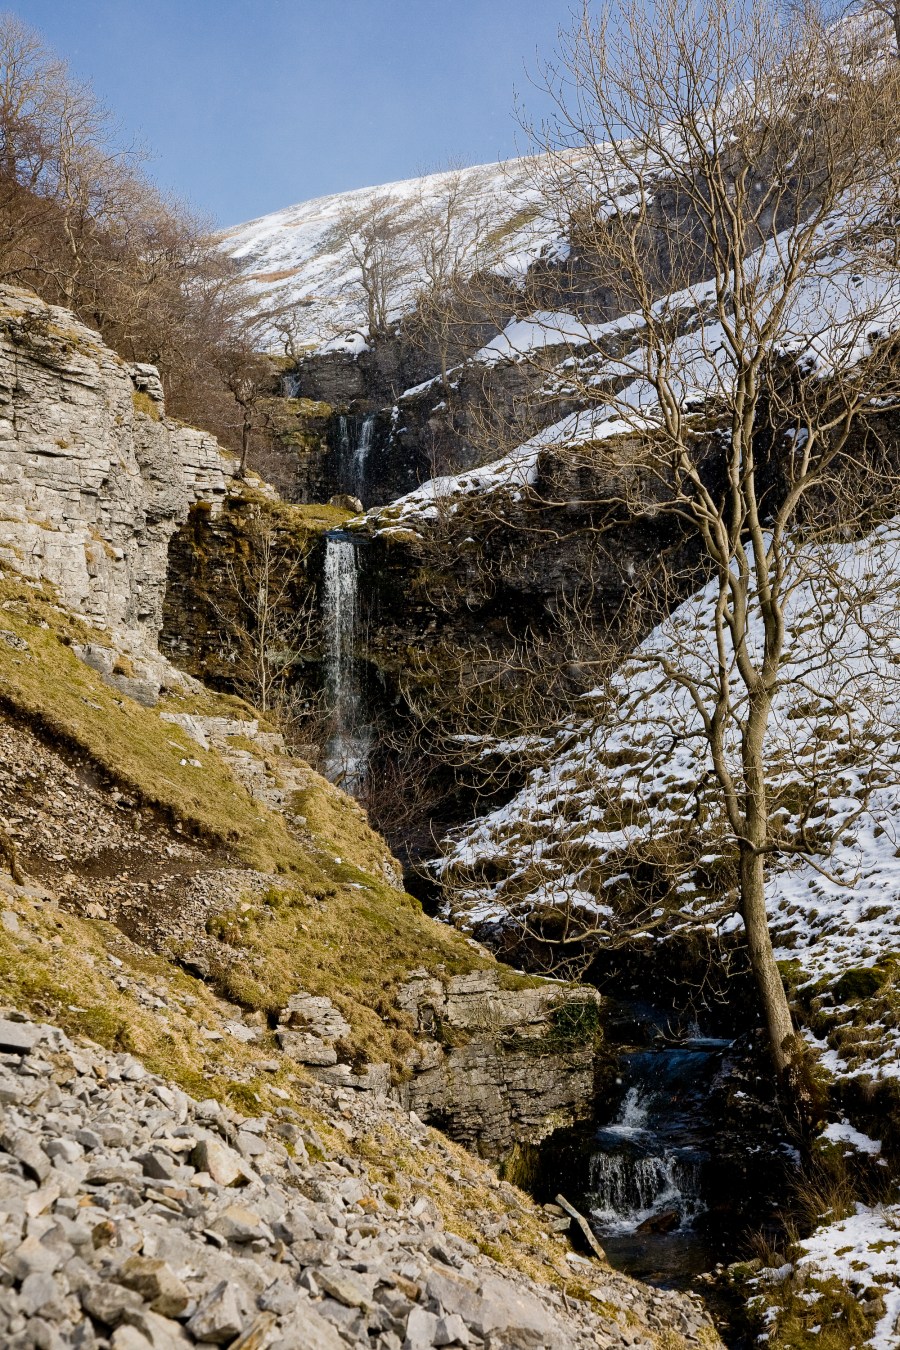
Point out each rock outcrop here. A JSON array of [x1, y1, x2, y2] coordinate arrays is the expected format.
[[0, 286, 229, 645], [398, 972, 603, 1161]]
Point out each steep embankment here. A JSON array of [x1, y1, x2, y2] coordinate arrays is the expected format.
[[437, 519, 900, 1347], [0, 990, 715, 1350]]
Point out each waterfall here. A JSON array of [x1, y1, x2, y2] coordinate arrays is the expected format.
[[335, 413, 376, 502], [587, 1066, 707, 1239], [588, 1137, 700, 1235], [351, 414, 376, 498], [322, 532, 370, 795]]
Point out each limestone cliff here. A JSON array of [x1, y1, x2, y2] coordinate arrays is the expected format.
[[0, 286, 229, 645]]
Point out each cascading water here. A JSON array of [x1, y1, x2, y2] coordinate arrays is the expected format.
[[352, 414, 375, 498], [336, 413, 376, 503], [588, 1084, 704, 1236], [322, 531, 370, 795], [583, 1029, 733, 1286]]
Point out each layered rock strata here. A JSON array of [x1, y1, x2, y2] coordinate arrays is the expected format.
[[398, 973, 603, 1160], [0, 287, 229, 644]]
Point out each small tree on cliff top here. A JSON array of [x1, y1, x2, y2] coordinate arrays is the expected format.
[[411, 0, 900, 1099]]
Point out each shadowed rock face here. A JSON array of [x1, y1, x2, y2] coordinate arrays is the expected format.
[[0, 286, 230, 644], [398, 970, 605, 1161]]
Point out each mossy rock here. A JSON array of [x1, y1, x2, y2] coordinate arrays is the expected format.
[[831, 966, 889, 1003], [131, 390, 161, 421], [550, 997, 603, 1048]]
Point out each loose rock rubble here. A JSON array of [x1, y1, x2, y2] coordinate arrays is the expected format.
[[0, 1011, 718, 1350], [0, 715, 269, 952]]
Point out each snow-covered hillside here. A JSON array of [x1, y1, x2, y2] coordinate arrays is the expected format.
[[365, 207, 900, 536], [220, 158, 562, 350], [438, 519, 900, 1080]]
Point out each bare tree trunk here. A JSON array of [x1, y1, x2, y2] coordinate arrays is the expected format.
[[739, 844, 796, 1078], [238, 407, 251, 477]]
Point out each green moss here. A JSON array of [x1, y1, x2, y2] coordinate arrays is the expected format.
[[203, 866, 490, 1066], [231, 485, 350, 537], [496, 969, 545, 992], [779, 959, 813, 994], [831, 966, 889, 1002], [499, 1141, 541, 1190], [0, 580, 302, 874], [0, 570, 494, 1067], [281, 396, 333, 418], [551, 997, 603, 1047]]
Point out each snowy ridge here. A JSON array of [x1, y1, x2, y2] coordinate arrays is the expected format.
[[439, 520, 900, 1080], [373, 209, 900, 535], [220, 158, 562, 349]]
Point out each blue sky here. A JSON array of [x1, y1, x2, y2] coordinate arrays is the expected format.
[[13, 1, 574, 228]]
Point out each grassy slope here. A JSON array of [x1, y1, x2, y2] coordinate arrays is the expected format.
[[0, 571, 489, 1068], [0, 571, 632, 1311]]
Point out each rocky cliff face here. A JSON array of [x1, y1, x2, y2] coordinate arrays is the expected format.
[[0, 286, 229, 646], [398, 972, 604, 1161]]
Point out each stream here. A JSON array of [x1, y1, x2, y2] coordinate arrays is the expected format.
[[542, 996, 794, 1295], [585, 1031, 732, 1285]]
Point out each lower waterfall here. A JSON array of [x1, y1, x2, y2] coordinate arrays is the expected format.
[[588, 1085, 704, 1237], [582, 1025, 735, 1287], [322, 531, 370, 795]]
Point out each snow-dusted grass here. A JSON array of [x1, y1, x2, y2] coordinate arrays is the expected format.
[[473, 310, 625, 364], [220, 158, 561, 350], [368, 204, 900, 545], [439, 519, 900, 1082], [793, 1205, 900, 1350], [433, 518, 900, 1344]]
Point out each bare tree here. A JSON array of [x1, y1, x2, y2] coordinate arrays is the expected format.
[[400, 0, 900, 1097], [331, 191, 415, 340], [404, 166, 505, 389], [209, 329, 279, 477], [204, 513, 318, 728], [0, 13, 258, 458], [861, 0, 900, 54]]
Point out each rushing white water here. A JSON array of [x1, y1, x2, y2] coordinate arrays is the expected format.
[[589, 1149, 697, 1235], [322, 533, 370, 795], [588, 1083, 703, 1236], [352, 414, 376, 496], [336, 414, 376, 501]]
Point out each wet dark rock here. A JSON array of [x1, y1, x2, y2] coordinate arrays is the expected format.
[[636, 1210, 680, 1235]]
